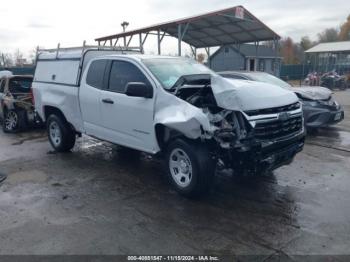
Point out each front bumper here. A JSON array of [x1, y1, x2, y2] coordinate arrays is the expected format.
[[228, 129, 306, 174], [303, 105, 344, 128]]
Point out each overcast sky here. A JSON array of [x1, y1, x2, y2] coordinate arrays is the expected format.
[[0, 0, 348, 58]]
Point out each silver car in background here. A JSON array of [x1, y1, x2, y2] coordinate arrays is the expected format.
[[219, 71, 344, 130]]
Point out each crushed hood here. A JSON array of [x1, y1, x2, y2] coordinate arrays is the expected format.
[[289, 86, 332, 100], [211, 75, 298, 111]]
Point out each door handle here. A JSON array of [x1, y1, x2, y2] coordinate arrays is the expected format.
[[102, 98, 114, 104]]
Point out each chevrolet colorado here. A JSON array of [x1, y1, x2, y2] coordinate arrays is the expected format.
[[33, 47, 305, 197]]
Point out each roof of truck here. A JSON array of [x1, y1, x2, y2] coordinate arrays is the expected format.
[[100, 54, 185, 60]]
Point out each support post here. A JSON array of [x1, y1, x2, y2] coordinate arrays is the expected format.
[[139, 33, 143, 54], [205, 47, 211, 68], [190, 46, 197, 59], [178, 24, 182, 56], [255, 41, 259, 71], [273, 38, 278, 76], [157, 29, 161, 55], [301, 53, 306, 86], [56, 43, 60, 59]]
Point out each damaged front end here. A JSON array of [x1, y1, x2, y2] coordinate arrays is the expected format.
[[207, 105, 305, 175], [155, 74, 305, 175]]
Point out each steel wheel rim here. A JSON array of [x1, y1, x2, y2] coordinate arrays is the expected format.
[[169, 148, 193, 188], [5, 111, 18, 131], [49, 121, 62, 147]]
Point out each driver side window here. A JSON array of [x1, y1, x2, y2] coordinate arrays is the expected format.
[[108, 61, 150, 93]]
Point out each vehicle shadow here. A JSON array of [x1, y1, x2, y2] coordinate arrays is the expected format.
[[7, 134, 299, 254]]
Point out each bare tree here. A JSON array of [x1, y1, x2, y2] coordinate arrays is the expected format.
[[300, 36, 315, 51], [0, 52, 13, 67], [317, 28, 339, 43], [196, 53, 206, 63], [13, 49, 26, 66], [280, 37, 300, 64], [29, 47, 39, 65]]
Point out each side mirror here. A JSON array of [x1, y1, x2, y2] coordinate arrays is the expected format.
[[125, 82, 153, 99]]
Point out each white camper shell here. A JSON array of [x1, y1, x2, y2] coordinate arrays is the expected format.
[[34, 45, 141, 86], [34, 45, 141, 132]]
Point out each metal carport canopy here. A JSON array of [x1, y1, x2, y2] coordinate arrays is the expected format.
[[95, 5, 280, 55]]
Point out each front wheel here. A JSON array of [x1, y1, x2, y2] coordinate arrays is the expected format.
[[47, 114, 76, 152], [165, 139, 214, 197]]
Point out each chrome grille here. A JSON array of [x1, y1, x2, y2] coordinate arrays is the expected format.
[[254, 114, 303, 140], [245, 102, 300, 117]]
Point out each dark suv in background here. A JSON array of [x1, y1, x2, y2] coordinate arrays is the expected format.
[[0, 73, 38, 132]]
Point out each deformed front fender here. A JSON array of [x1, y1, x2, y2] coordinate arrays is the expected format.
[[154, 90, 214, 139]]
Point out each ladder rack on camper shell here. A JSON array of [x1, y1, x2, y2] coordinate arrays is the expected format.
[[36, 41, 142, 60], [34, 42, 142, 86]]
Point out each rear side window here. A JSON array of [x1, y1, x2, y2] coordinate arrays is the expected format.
[[108, 61, 150, 93], [9, 77, 33, 93], [86, 60, 107, 89]]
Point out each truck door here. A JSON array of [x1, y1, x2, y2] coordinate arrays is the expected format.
[[79, 59, 108, 137], [100, 59, 156, 153]]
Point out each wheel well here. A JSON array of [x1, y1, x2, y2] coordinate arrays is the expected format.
[[155, 124, 185, 151], [44, 106, 67, 122]]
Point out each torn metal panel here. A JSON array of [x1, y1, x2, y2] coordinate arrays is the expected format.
[[154, 91, 215, 139], [211, 75, 299, 111]]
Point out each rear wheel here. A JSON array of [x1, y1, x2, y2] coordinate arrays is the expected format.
[[165, 139, 214, 197], [47, 114, 76, 152]]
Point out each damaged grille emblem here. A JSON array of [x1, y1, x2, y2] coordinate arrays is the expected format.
[[278, 112, 290, 121]]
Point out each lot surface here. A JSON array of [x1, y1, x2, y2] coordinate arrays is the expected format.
[[0, 91, 350, 259]]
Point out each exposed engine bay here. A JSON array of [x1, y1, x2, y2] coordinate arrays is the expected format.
[[166, 74, 305, 174], [170, 74, 251, 150]]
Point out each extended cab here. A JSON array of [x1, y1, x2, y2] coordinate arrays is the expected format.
[[33, 47, 305, 197]]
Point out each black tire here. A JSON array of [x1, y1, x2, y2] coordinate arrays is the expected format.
[[47, 114, 76, 152], [2, 109, 27, 133], [165, 139, 214, 197]]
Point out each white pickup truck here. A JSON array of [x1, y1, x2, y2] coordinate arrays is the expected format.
[[33, 46, 305, 197]]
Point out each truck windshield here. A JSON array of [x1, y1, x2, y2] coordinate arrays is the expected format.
[[142, 58, 214, 89]]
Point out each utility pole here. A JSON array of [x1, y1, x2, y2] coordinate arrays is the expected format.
[[121, 21, 129, 47]]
